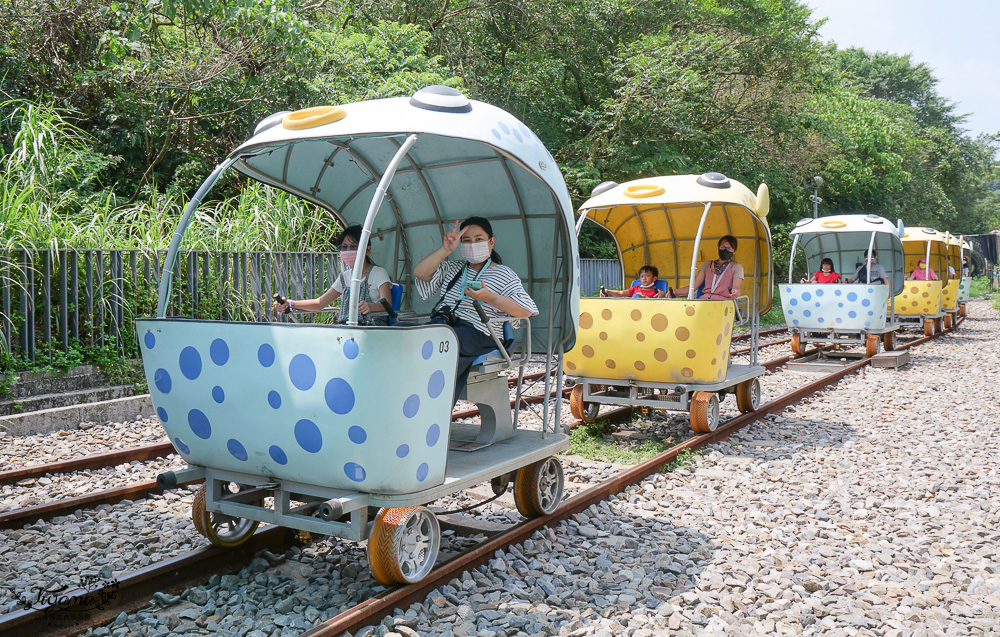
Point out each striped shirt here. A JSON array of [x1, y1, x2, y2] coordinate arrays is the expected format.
[[415, 260, 538, 336]]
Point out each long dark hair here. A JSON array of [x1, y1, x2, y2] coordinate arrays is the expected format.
[[338, 225, 374, 264], [460, 216, 503, 264]]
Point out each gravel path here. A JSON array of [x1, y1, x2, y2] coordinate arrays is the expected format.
[[364, 299, 1000, 636], [5, 302, 994, 636]]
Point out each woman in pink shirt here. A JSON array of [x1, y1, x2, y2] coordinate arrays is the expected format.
[[669, 235, 744, 300], [907, 258, 938, 281]]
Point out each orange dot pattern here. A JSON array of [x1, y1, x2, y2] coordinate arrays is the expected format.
[[940, 280, 958, 312], [892, 281, 942, 316], [563, 298, 731, 384]]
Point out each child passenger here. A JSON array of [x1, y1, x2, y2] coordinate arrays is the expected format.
[[801, 258, 841, 284], [600, 265, 666, 298]]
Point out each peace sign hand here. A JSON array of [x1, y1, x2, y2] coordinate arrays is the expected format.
[[442, 220, 467, 253]]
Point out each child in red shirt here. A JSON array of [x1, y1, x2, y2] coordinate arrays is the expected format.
[[801, 258, 841, 284], [601, 265, 666, 298]]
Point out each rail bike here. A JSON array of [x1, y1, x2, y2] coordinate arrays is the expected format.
[[781, 214, 905, 357], [142, 86, 579, 585], [896, 227, 950, 336], [942, 233, 963, 326], [956, 236, 973, 317], [564, 173, 773, 433]]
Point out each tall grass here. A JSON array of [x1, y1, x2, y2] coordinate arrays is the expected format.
[[1, 100, 340, 253]]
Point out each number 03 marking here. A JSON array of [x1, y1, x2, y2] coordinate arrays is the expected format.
[[439, 341, 449, 353]]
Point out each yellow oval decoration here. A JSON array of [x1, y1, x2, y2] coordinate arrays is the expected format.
[[624, 184, 665, 198], [821, 220, 847, 229], [755, 183, 770, 218], [282, 106, 347, 131]]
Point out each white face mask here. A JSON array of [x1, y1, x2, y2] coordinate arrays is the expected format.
[[460, 240, 492, 263]]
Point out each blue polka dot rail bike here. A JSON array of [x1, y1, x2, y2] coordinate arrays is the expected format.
[[142, 87, 580, 584]]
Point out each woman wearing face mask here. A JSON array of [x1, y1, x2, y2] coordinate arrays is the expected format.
[[272, 225, 393, 322], [414, 216, 538, 400], [906, 258, 938, 281], [668, 235, 744, 300]]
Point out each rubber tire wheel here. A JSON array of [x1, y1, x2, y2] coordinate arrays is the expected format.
[[924, 318, 935, 337], [367, 506, 441, 585], [960, 303, 966, 318], [192, 484, 261, 548], [569, 385, 600, 423], [882, 331, 895, 352], [514, 457, 564, 518], [735, 378, 761, 414], [865, 333, 881, 358], [689, 391, 720, 434], [790, 333, 803, 356]]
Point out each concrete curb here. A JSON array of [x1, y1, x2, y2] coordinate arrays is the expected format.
[[0, 394, 156, 437]]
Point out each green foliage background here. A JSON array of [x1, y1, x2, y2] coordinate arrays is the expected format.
[[1, 0, 997, 255]]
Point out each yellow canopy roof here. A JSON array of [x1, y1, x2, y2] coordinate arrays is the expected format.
[[578, 174, 773, 312], [901, 226, 950, 283]]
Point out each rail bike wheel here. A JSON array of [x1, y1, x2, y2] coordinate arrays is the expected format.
[[514, 456, 564, 517], [735, 378, 761, 414], [569, 385, 601, 423], [790, 333, 803, 356], [368, 506, 440, 585], [882, 331, 895, 352], [923, 318, 935, 337], [689, 391, 720, 434], [865, 333, 881, 358], [959, 303, 966, 318], [944, 313, 953, 329], [934, 316, 944, 333], [192, 483, 261, 548]]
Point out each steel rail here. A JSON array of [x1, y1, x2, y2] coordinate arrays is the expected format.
[[0, 318, 959, 636]]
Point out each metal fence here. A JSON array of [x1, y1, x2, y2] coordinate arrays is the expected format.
[[0, 249, 342, 363], [579, 259, 622, 296]]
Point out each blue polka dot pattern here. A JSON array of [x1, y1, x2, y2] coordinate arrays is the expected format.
[[154, 368, 172, 394], [212, 386, 225, 403], [268, 391, 281, 409], [396, 444, 409, 458], [427, 371, 446, 399], [295, 418, 323, 453], [513, 128, 523, 143], [426, 423, 441, 447], [258, 344, 275, 367], [422, 340, 433, 360], [324, 378, 355, 415], [269, 445, 288, 465], [348, 426, 367, 444], [416, 463, 429, 482], [491, 128, 501, 140], [403, 394, 420, 418], [227, 438, 248, 461], [343, 339, 359, 360], [179, 347, 202, 380], [344, 462, 366, 482], [144, 332, 155, 349], [174, 437, 190, 454], [188, 409, 212, 439], [157, 407, 168, 422], [498, 121, 510, 134], [289, 354, 316, 391], [210, 338, 229, 365], [780, 284, 891, 332]]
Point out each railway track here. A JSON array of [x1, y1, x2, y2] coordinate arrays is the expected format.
[[0, 316, 961, 636]]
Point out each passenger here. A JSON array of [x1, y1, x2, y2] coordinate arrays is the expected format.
[[907, 258, 938, 281], [801, 258, 841, 284], [273, 225, 393, 322], [962, 258, 970, 277], [600, 265, 667, 298], [668, 235, 743, 300], [845, 250, 889, 284], [414, 217, 538, 401]]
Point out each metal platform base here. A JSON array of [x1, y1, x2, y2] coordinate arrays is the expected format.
[[794, 323, 900, 347], [574, 364, 766, 411], [786, 351, 865, 373], [184, 429, 568, 543]]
